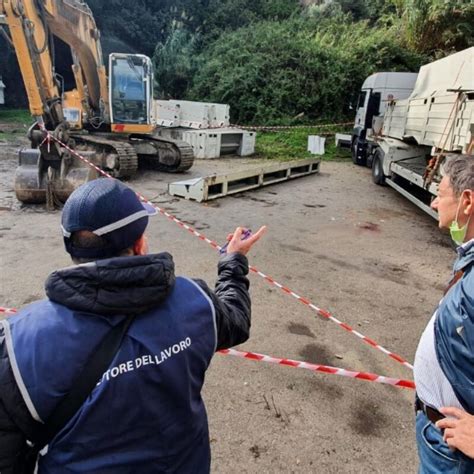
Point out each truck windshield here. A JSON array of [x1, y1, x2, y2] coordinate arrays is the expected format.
[[111, 56, 147, 124]]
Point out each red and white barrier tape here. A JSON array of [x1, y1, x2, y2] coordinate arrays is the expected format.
[[154, 104, 352, 131], [219, 348, 415, 390], [27, 128, 414, 371], [231, 121, 353, 131], [0, 305, 414, 390], [248, 268, 413, 370]]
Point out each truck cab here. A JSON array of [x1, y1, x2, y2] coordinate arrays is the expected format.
[[352, 72, 418, 166]]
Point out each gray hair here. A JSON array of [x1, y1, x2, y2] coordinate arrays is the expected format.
[[443, 154, 474, 197]]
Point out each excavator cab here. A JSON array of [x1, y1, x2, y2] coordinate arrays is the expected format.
[[109, 53, 153, 128]]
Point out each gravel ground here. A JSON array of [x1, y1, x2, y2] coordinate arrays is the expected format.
[[0, 139, 454, 473]]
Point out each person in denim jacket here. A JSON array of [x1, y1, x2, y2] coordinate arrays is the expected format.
[[413, 154, 474, 473]]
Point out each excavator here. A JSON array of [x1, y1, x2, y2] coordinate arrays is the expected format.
[[0, 0, 194, 203]]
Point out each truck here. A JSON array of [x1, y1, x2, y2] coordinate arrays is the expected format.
[[350, 72, 418, 166], [353, 48, 474, 219], [0, 0, 195, 204]]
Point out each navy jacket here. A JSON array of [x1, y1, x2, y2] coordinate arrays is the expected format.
[[0, 252, 251, 473], [435, 239, 474, 412]]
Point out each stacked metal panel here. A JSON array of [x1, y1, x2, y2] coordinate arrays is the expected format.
[[153, 100, 230, 129], [156, 127, 256, 159], [382, 47, 473, 153], [153, 100, 255, 159]]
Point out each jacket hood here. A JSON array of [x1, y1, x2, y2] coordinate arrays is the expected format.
[[45, 253, 175, 316]]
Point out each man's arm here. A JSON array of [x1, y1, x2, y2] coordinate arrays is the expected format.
[[436, 407, 474, 458], [194, 252, 251, 350], [195, 226, 266, 350]]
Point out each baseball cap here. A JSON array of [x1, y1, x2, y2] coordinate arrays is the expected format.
[[61, 178, 157, 259]]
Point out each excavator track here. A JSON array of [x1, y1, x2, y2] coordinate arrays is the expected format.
[[72, 134, 139, 178], [131, 135, 194, 173], [14, 133, 192, 204]]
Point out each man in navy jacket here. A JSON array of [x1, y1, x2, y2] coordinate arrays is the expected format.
[[0, 178, 265, 473]]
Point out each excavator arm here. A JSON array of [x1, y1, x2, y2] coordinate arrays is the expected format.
[[0, 0, 108, 128], [42, 0, 109, 123], [1, 0, 62, 126]]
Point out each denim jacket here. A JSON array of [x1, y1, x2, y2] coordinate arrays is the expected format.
[[435, 238, 474, 412]]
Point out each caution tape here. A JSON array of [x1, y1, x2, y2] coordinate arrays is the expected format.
[[231, 121, 353, 131], [155, 101, 352, 131], [0, 304, 415, 390], [219, 348, 415, 390], [0, 299, 414, 370], [26, 127, 413, 372], [249, 268, 413, 370]]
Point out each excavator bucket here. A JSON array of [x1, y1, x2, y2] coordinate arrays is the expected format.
[[14, 148, 99, 204]]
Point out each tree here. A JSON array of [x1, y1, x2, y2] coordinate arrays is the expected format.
[[154, 29, 198, 98], [396, 0, 474, 55], [188, 17, 424, 123]]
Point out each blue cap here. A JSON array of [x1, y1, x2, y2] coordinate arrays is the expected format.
[[61, 179, 157, 259]]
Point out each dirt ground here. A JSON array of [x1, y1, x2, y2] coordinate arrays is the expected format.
[[0, 136, 454, 473]]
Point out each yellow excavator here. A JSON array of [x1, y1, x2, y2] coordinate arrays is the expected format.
[[0, 0, 194, 203]]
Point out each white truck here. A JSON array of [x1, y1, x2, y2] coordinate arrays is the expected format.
[[351, 72, 418, 165], [355, 48, 474, 219]]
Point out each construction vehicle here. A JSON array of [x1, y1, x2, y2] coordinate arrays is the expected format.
[[0, 0, 194, 204], [355, 48, 473, 219]]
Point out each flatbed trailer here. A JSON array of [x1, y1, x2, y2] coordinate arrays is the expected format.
[[360, 48, 474, 219]]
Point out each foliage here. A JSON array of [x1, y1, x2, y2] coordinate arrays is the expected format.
[[152, 0, 299, 97], [188, 17, 424, 123], [88, 0, 181, 56], [0, 49, 28, 108], [395, 0, 474, 55], [0, 108, 32, 125], [1, 0, 472, 123], [198, 0, 298, 40], [87, 0, 299, 57], [255, 128, 352, 161], [305, 0, 473, 54], [153, 29, 199, 99], [306, 0, 396, 23], [0, 109, 32, 142]]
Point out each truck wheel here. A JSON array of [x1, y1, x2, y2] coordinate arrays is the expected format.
[[367, 150, 374, 169], [372, 149, 385, 185], [351, 138, 358, 164], [351, 137, 367, 167]]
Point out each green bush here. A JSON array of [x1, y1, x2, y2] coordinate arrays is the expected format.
[[153, 29, 199, 99], [395, 0, 474, 55], [187, 17, 424, 124], [152, 0, 299, 98], [3, 0, 471, 120]]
